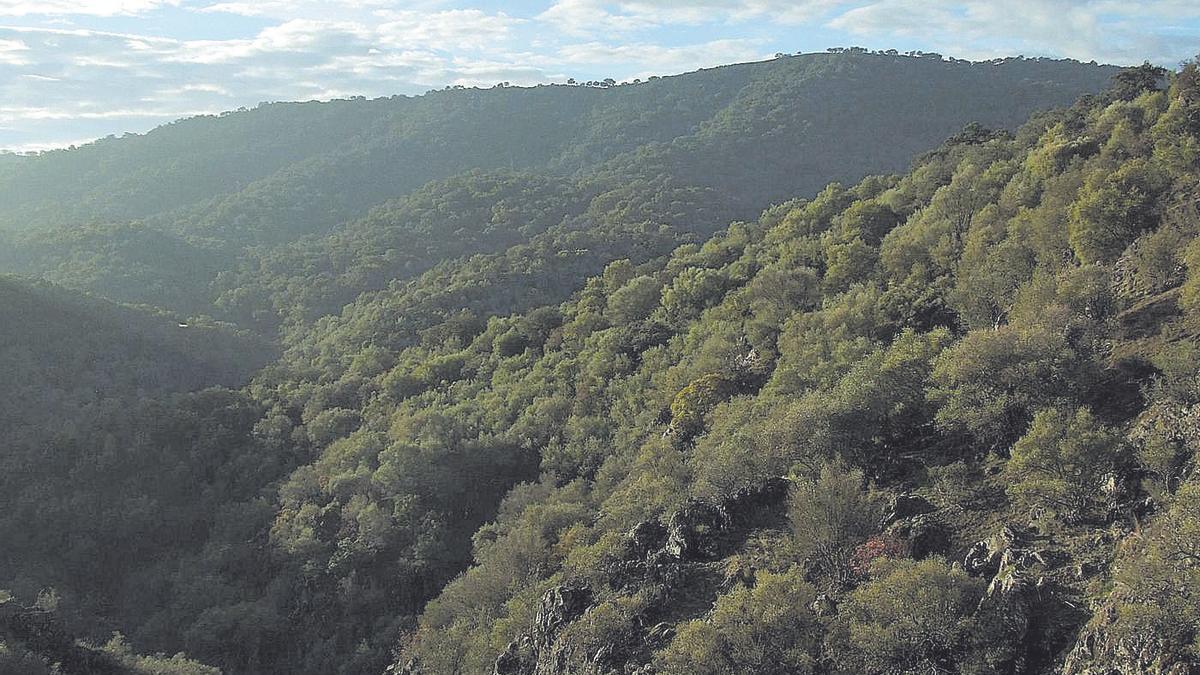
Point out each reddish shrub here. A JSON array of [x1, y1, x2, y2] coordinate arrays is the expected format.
[[850, 534, 910, 576]]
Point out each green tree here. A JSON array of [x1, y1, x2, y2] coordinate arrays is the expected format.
[[788, 462, 879, 584], [662, 268, 729, 324], [1005, 406, 1122, 522], [1068, 158, 1167, 263], [606, 274, 662, 324], [827, 557, 983, 673], [1109, 62, 1168, 102], [656, 567, 820, 674]]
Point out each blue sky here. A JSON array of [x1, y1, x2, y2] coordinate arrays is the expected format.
[[1, 0, 1198, 152]]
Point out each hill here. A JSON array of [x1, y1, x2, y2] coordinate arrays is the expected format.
[[0, 274, 271, 426], [369, 61, 1200, 674], [5, 55, 1197, 675], [0, 276, 276, 643], [0, 53, 1117, 321]]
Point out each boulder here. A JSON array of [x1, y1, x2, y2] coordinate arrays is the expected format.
[[665, 500, 727, 560], [964, 540, 1000, 577], [494, 641, 533, 675], [888, 513, 950, 558], [881, 493, 937, 528], [535, 583, 592, 641], [645, 622, 676, 648], [627, 519, 668, 559]]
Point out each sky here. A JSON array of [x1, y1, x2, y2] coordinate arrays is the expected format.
[[1, 1, 1198, 152]]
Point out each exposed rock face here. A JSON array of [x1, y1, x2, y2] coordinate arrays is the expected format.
[[958, 525, 1065, 672], [494, 583, 593, 675], [492, 477, 790, 675], [1062, 602, 1196, 675], [887, 512, 950, 558], [536, 584, 593, 641], [973, 548, 1035, 673], [664, 501, 725, 560], [627, 519, 668, 559], [882, 493, 937, 528], [964, 525, 1028, 577]]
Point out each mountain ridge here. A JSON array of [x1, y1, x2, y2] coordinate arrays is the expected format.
[[0, 52, 1118, 326]]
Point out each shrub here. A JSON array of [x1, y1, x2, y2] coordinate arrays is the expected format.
[[788, 462, 880, 584], [656, 567, 819, 674], [827, 558, 983, 673], [1005, 406, 1122, 522]]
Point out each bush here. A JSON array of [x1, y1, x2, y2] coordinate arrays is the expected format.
[[1111, 481, 1200, 657], [656, 567, 819, 674], [669, 373, 737, 442], [788, 462, 880, 584], [827, 557, 983, 673], [1005, 406, 1122, 522], [931, 325, 1083, 452]]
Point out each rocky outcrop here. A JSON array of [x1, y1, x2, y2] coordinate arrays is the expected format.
[[960, 525, 1063, 672], [887, 512, 950, 558], [881, 493, 937, 528], [964, 526, 1043, 577], [494, 583, 593, 675], [1062, 601, 1196, 675], [972, 547, 1035, 673], [664, 501, 726, 560], [492, 477, 791, 675]]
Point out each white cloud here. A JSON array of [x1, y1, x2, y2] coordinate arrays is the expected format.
[[198, 0, 442, 20], [166, 20, 373, 65], [4, 135, 99, 152], [375, 9, 520, 51], [0, 36, 29, 63], [0, 104, 216, 122], [539, 0, 852, 34], [829, 0, 1200, 65], [0, 0, 178, 16]]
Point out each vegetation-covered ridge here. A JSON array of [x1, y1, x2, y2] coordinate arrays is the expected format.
[[2, 56, 1196, 675], [0, 51, 1114, 322], [362, 61, 1200, 673]]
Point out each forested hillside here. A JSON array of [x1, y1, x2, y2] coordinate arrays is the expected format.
[[0, 276, 279, 673], [0, 53, 1114, 321], [4, 52, 1197, 675], [375, 61, 1200, 673]]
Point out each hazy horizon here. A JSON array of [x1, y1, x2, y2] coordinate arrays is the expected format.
[[2, 0, 1198, 153]]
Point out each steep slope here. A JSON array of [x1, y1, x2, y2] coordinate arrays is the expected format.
[[346, 65, 1200, 672], [0, 53, 1117, 319], [0, 277, 278, 649], [2, 56, 1180, 675]]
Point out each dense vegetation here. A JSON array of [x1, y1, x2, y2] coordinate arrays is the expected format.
[[0, 52, 1113, 321], [314, 61, 1200, 674], [5, 52, 1199, 675]]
